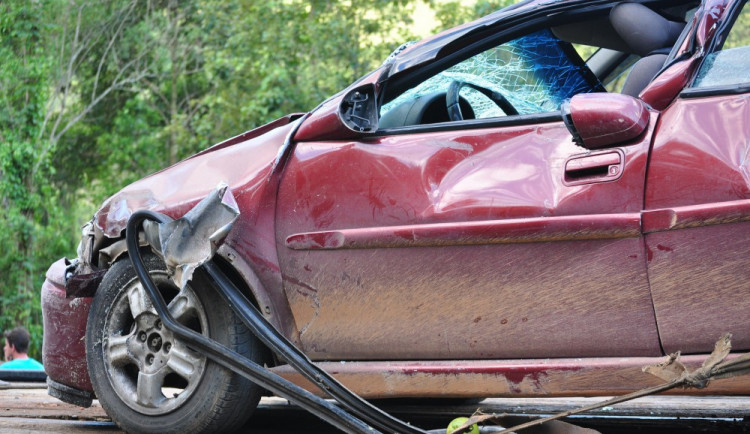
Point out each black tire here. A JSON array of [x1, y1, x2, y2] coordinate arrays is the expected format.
[[86, 253, 264, 434]]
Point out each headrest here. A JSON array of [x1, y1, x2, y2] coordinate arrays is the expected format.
[[610, 2, 685, 56]]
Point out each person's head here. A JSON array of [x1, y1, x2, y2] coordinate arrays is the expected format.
[[3, 327, 31, 361]]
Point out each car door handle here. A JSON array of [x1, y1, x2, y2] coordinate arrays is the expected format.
[[564, 150, 624, 185]]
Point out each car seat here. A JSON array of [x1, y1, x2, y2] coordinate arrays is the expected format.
[[610, 2, 685, 96]]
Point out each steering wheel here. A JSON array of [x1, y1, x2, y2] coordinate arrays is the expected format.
[[446, 80, 518, 121]]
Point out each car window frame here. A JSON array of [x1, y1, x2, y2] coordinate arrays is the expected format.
[[381, 29, 601, 120], [680, 0, 750, 99], [375, 8, 618, 136]]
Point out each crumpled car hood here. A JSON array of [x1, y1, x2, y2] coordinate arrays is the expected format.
[[94, 114, 302, 238]]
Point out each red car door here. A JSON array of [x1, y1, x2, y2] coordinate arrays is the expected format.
[[275, 25, 662, 361], [644, 0, 750, 354]]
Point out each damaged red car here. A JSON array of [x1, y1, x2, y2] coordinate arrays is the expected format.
[[42, 0, 750, 432]]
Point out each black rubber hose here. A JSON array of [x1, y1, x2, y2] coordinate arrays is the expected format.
[[203, 261, 427, 434], [126, 210, 378, 434]]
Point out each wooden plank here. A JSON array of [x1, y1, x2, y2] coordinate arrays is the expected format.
[[0, 385, 108, 420], [1, 384, 747, 433], [487, 396, 750, 418], [0, 417, 120, 434], [4, 386, 749, 419], [376, 396, 750, 419]]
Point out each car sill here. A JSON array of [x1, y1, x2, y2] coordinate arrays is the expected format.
[[271, 355, 750, 399]]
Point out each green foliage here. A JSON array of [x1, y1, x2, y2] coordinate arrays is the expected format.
[[723, 1, 749, 50], [430, 0, 514, 30], [196, 0, 419, 143], [0, 0, 66, 360]]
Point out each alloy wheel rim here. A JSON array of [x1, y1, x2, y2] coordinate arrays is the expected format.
[[103, 272, 208, 415]]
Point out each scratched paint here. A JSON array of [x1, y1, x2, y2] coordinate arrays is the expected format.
[[270, 356, 750, 398], [277, 115, 661, 360], [646, 96, 750, 209], [645, 93, 750, 354], [89, 119, 301, 338], [646, 222, 750, 353], [41, 260, 93, 391], [43, 118, 305, 395]]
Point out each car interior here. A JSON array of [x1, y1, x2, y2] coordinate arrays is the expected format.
[[379, 1, 701, 129]]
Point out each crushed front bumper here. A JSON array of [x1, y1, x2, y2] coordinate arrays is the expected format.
[[41, 258, 95, 406]]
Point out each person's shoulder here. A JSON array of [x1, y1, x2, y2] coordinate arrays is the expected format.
[[0, 358, 44, 370], [0, 360, 22, 369], [25, 358, 44, 370]]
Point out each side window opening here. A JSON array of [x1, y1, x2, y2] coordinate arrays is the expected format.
[[378, 2, 699, 130], [572, 43, 597, 62], [692, 0, 750, 89], [602, 54, 639, 92], [379, 29, 602, 128]]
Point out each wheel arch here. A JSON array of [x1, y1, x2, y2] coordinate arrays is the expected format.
[[86, 251, 265, 433], [214, 244, 301, 355], [94, 236, 298, 364]]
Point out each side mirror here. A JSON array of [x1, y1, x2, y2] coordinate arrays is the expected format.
[[562, 93, 649, 150], [340, 84, 378, 133], [293, 83, 379, 141]]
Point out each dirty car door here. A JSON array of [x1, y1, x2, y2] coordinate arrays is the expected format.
[[643, 0, 750, 354], [276, 28, 662, 361]]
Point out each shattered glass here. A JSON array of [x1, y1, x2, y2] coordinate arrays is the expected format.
[[693, 1, 750, 88], [382, 29, 600, 120], [693, 46, 750, 88]]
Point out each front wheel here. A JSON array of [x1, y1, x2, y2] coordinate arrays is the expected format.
[[86, 253, 265, 434]]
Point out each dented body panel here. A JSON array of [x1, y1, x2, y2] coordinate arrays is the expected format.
[[276, 117, 661, 360], [41, 259, 93, 392], [644, 93, 750, 354], [41, 117, 303, 392], [94, 118, 300, 337]]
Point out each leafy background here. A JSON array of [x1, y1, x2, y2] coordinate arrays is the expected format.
[[0, 0, 512, 361]]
